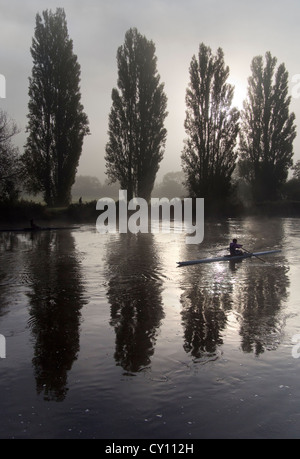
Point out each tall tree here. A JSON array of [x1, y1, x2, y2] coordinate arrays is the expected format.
[[105, 28, 168, 202], [239, 51, 296, 201], [181, 43, 240, 201], [22, 8, 89, 207], [0, 110, 21, 202]]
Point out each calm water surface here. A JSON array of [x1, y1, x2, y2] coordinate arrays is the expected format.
[[0, 217, 300, 439]]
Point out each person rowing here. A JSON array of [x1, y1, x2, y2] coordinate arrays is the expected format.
[[229, 238, 243, 256]]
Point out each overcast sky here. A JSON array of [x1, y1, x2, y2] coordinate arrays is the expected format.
[[1, 0, 300, 183]]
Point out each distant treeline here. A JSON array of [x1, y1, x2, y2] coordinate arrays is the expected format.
[[71, 171, 187, 202]]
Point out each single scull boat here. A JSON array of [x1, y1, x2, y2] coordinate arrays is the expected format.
[[177, 249, 281, 266]]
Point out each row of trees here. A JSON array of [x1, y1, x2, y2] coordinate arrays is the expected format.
[[182, 45, 296, 202], [0, 8, 297, 207]]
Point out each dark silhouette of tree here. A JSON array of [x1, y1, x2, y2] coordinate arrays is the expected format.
[[239, 52, 296, 201], [181, 43, 240, 201], [0, 110, 21, 202], [22, 8, 89, 207], [105, 28, 168, 202]]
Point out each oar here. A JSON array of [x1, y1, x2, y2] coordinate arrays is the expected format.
[[242, 248, 266, 262]]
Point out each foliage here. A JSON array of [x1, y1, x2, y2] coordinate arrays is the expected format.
[[292, 160, 300, 181], [283, 162, 300, 200], [181, 43, 240, 201], [105, 28, 168, 202], [152, 171, 187, 198], [21, 8, 89, 207], [239, 52, 296, 201], [0, 110, 22, 202], [283, 178, 300, 201]]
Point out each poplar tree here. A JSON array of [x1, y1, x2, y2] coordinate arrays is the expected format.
[[105, 28, 168, 202], [22, 8, 89, 206], [239, 52, 296, 201], [181, 43, 240, 201]]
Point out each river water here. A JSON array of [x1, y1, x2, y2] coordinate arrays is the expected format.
[[0, 216, 300, 439]]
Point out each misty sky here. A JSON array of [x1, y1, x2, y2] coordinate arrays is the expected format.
[[1, 0, 300, 184]]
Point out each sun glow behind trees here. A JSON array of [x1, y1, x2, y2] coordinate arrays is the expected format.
[[228, 76, 247, 110]]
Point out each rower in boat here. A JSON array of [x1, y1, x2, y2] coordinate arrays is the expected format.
[[229, 238, 243, 256], [177, 249, 281, 266]]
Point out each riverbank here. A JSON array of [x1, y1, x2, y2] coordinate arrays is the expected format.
[[0, 200, 97, 228], [1, 198, 300, 228]]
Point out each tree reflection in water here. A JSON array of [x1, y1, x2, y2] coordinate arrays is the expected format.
[[105, 233, 164, 373], [25, 231, 87, 401], [179, 218, 289, 360], [236, 264, 289, 355], [180, 275, 230, 361]]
